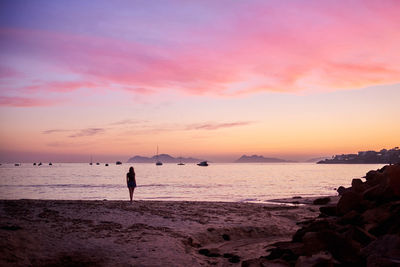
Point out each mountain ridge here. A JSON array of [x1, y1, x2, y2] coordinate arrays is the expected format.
[[235, 155, 295, 163], [127, 154, 203, 163]]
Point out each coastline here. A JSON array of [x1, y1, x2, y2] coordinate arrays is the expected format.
[[0, 197, 332, 266]]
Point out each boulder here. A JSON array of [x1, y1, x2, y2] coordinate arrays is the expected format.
[[362, 234, 400, 267], [337, 210, 362, 226], [351, 178, 367, 192], [242, 257, 290, 267], [337, 186, 348, 195], [337, 191, 363, 215], [295, 251, 335, 267], [365, 170, 384, 187], [385, 164, 400, 197], [319, 205, 337, 216], [313, 197, 331, 205]]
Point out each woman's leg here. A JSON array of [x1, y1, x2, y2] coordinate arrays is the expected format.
[[129, 187, 133, 201]]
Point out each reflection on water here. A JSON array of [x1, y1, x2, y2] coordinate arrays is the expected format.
[[0, 163, 384, 202]]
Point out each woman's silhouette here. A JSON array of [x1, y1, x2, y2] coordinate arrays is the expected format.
[[126, 166, 136, 202]]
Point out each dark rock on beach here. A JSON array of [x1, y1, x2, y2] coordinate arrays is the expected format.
[[312, 197, 331, 205], [245, 163, 400, 266]]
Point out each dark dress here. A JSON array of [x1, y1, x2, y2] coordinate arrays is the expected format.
[[127, 172, 136, 188]]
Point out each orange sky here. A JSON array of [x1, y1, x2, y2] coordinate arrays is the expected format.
[[0, 1, 399, 162]]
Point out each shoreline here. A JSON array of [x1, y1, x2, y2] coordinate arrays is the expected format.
[[0, 197, 334, 266]]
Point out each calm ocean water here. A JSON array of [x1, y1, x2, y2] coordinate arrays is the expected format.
[[0, 163, 384, 202]]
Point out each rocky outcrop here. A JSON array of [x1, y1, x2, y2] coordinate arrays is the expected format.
[[243, 163, 400, 266]]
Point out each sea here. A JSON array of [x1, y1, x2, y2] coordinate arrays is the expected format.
[[0, 163, 385, 203]]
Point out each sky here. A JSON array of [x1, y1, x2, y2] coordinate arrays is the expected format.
[[0, 0, 399, 162]]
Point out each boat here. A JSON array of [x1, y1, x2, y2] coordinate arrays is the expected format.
[[49, 162, 52, 166], [197, 161, 208, 166], [116, 161, 122, 165], [105, 163, 109, 166], [177, 162, 185, 165], [96, 162, 100, 165], [89, 155, 93, 165], [155, 145, 163, 166], [14, 163, 20, 166], [33, 163, 37, 166], [38, 162, 42, 166]]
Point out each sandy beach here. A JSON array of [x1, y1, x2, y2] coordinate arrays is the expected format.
[[0, 198, 335, 266]]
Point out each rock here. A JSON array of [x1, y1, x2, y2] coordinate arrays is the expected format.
[[266, 247, 298, 262], [228, 255, 241, 263], [207, 248, 221, 257], [337, 210, 362, 226], [351, 178, 367, 192], [362, 184, 386, 201], [244, 164, 400, 267], [302, 232, 326, 254], [0, 225, 22, 231], [295, 251, 335, 267], [313, 197, 331, 205], [222, 234, 230, 241], [361, 205, 391, 227], [314, 230, 361, 263], [198, 248, 209, 255], [242, 258, 290, 267], [362, 235, 400, 267], [344, 226, 377, 246], [319, 205, 337, 216], [385, 164, 400, 197], [292, 220, 332, 242], [368, 202, 400, 236], [337, 186, 348, 195], [365, 170, 383, 187], [336, 191, 363, 215]]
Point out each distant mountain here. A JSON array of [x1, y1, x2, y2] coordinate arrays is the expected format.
[[235, 155, 294, 163], [305, 157, 330, 163], [127, 154, 202, 163]]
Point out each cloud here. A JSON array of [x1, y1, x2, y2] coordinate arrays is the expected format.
[[187, 121, 254, 131], [1, 0, 400, 103], [68, 128, 105, 138], [0, 96, 60, 107], [108, 119, 148, 126], [42, 129, 72, 134], [24, 81, 98, 93], [43, 127, 105, 137]]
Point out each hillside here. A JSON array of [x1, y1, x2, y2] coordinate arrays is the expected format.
[[127, 154, 202, 163]]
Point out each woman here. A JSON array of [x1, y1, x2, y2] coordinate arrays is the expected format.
[[126, 166, 136, 202]]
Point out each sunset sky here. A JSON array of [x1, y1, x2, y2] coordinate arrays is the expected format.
[[0, 0, 399, 162]]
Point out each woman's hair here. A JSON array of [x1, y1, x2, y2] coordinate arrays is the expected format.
[[129, 166, 134, 173]]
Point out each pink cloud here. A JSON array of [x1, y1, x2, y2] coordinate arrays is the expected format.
[[1, 1, 400, 102], [0, 96, 61, 107], [24, 81, 98, 93]]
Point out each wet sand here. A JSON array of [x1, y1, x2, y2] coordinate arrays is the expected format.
[[0, 198, 336, 266]]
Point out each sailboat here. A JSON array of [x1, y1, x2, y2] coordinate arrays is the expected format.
[[177, 156, 185, 165], [89, 155, 93, 165], [155, 145, 163, 166]]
